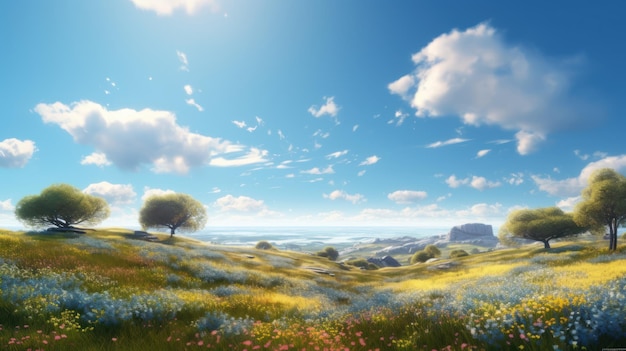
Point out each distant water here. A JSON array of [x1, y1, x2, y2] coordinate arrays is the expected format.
[[186, 226, 444, 249]]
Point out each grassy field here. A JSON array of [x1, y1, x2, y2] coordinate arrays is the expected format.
[[0, 228, 625, 350]]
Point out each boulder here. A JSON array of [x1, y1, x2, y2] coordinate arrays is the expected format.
[[367, 255, 401, 268], [447, 223, 494, 241]]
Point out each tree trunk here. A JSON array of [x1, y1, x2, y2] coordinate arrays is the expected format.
[[609, 219, 618, 251], [170, 227, 175, 237], [543, 240, 551, 249]]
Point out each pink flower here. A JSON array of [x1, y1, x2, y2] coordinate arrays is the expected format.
[[243, 340, 253, 346], [112, 338, 118, 342], [54, 336, 61, 340]]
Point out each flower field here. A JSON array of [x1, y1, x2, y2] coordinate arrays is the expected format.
[[0, 229, 625, 350]]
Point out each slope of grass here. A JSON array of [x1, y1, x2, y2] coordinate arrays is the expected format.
[[0, 228, 625, 350]]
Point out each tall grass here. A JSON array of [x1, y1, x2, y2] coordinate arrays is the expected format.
[[0, 230, 625, 350]]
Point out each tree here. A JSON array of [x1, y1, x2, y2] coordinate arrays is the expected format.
[[316, 246, 339, 261], [15, 183, 110, 229], [574, 168, 626, 251], [499, 207, 586, 249], [410, 250, 432, 264], [139, 193, 207, 237], [424, 244, 441, 258]]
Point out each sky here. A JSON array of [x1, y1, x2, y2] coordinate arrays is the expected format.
[[2, 0, 626, 232]]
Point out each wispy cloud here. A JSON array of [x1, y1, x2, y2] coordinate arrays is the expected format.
[[359, 155, 381, 166], [209, 148, 269, 167], [426, 138, 470, 148], [327, 150, 349, 159], [176, 51, 189, 71], [476, 149, 491, 158], [301, 165, 334, 175], [214, 195, 266, 212], [308, 97, 339, 119], [446, 174, 501, 191], [130, 0, 220, 16], [185, 98, 204, 111]]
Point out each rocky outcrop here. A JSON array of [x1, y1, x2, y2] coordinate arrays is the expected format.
[[374, 223, 498, 256], [367, 255, 401, 268]]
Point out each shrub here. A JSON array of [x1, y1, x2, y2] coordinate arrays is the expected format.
[[449, 249, 469, 258], [346, 258, 379, 270], [317, 246, 339, 261], [424, 244, 441, 257], [410, 250, 433, 264], [255, 240, 273, 250]]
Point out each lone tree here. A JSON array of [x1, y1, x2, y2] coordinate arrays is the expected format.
[[499, 207, 586, 249], [574, 168, 626, 251], [15, 183, 110, 229], [139, 193, 207, 237]]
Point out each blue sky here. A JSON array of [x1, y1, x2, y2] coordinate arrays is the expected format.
[[2, 0, 626, 232]]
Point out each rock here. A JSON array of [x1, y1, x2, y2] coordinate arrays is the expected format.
[[447, 223, 494, 241], [367, 255, 401, 268], [131, 230, 159, 242]]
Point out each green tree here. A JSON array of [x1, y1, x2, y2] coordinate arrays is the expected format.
[[499, 207, 586, 249], [316, 246, 339, 261], [139, 193, 207, 237], [424, 244, 441, 257], [410, 250, 433, 264], [574, 168, 626, 251], [255, 240, 273, 250], [15, 183, 110, 229], [449, 249, 469, 258]]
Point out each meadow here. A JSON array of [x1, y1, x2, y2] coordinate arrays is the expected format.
[[0, 228, 625, 350]]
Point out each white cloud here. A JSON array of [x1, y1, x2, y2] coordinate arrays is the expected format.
[[83, 181, 136, 205], [0, 138, 36, 168], [359, 155, 381, 166], [470, 176, 501, 191], [352, 125, 359, 132], [35, 101, 263, 173], [81, 152, 112, 167], [556, 196, 581, 212], [532, 154, 626, 196], [357, 170, 366, 177], [141, 187, 176, 201], [426, 138, 470, 148], [209, 187, 221, 194], [507, 172, 525, 186], [209, 148, 269, 167], [0, 199, 14, 211], [323, 190, 365, 204], [184, 85, 193, 95], [326, 150, 349, 159], [392, 110, 409, 126], [390, 22, 593, 155], [445, 175, 469, 188], [233, 120, 247, 128], [308, 97, 339, 118], [130, 0, 219, 16], [301, 165, 334, 175], [388, 190, 428, 204], [185, 98, 204, 112], [177, 50, 189, 71], [476, 149, 491, 158], [214, 195, 266, 212], [456, 202, 503, 217]]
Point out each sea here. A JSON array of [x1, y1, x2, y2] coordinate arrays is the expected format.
[[185, 226, 446, 250]]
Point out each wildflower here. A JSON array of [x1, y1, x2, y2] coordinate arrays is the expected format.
[[112, 338, 117, 342]]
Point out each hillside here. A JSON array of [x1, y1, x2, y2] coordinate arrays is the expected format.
[[0, 228, 625, 350]]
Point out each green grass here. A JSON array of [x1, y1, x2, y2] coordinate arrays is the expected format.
[[0, 229, 625, 350]]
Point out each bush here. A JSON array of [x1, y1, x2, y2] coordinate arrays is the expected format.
[[410, 250, 433, 264], [255, 240, 273, 250], [424, 244, 441, 257], [317, 246, 339, 261], [345, 259, 379, 270], [449, 249, 469, 258]]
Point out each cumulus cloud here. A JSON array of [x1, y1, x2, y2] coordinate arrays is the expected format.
[[142, 187, 176, 201], [130, 0, 220, 16], [388, 190, 428, 204], [83, 181, 137, 205], [532, 154, 626, 196], [34, 101, 265, 173], [0, 199, 14, 211], [301, 165, 334, 175], [81, 152, 112, 167], [323, 190, 365, 204], [426, 138, 470, 148], [214, 195, 266, 212], [0, 138, 36, 168], [389, 22, 593, 155], [308, 97, 339, 118], [446, 174, 501, 190], [359, 155, 381, 166]]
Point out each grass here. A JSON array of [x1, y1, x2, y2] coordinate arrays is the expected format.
[[0, 228, 625, 350]]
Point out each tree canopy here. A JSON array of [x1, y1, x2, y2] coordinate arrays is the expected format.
[[139, 193, 207, 236], [574, 168, 626, 251], [15, 183, 110, 229], [499, 207, 586, 249]]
